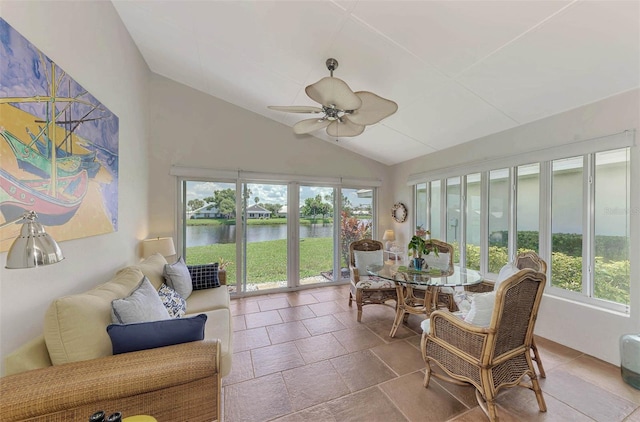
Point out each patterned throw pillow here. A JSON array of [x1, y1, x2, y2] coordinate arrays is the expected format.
[[188, 263, 220, 290], [158, 283, 186, 318]]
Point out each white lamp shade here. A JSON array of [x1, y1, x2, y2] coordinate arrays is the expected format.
[[382, 230, 395, 241], [142, 237, 176, 258]]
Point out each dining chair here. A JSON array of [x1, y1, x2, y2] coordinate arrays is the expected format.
[[389, 239, 455, 338], [347, 239, 396, 322], [459, 251, 548, 378], [421, 268, 547, 421]]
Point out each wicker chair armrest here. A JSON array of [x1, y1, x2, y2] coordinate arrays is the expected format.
[[429, 311, 489, 360], [0, 340, 220, 421], [464, 280, 495, 293]]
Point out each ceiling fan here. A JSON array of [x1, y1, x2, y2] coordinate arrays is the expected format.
[[268, 58, 398, 137]]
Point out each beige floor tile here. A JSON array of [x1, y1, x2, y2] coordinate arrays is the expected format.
[[332, 309, 361, 329], [365, 313, 419, 341], [301, 314, 346, 335], [541, 369, 637, 421], [308, 300, 349, 317], [625, 407, 640, 421], [310, 289, 346, 303], [270, 404, 337, 422], [325, 387, 408, 421], [233, 327, 271, 352], [380, 371, 468, 422], [222, 350, 254, 386], [500, 382, 595, 421], [278, 305, 316, 322], [266, 321, 311, 344], [251, 342, 306, 377], [330, 349, 397, 392], [405, 335, 422, 351], [282, 360, 351, 411], [224, 373, 293, 422], [563, 354, 640, 405], [232, 315, 246, 331], [372, 339, 426, 376], [332, 326, 386, 352], [285, 293, 319, 307], [230, 299, 261, 316], [244, 309, 283, 328], [431, 375, 478, 408], [533, 335, 583, 373], [295, 332, 348, 364], [258, 297, 291, 311], [447, 406, 520, 422]]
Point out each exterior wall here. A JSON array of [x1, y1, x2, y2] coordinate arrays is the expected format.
[[0, 1, 150, 374], [389, 89, 640, 365]]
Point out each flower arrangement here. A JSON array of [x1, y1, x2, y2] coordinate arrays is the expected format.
[[407, 227, 439, 259]]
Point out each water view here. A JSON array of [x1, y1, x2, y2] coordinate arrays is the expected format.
[[186, 223, 334, 246]]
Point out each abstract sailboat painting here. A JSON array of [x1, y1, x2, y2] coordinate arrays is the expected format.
[[0, 18, 119, 252]]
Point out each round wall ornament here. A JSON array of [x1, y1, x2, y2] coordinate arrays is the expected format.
[[391, 202, 408, 223]]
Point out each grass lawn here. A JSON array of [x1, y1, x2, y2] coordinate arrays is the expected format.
[[186, 217, 333, 226], [185, 237, 334, 284]]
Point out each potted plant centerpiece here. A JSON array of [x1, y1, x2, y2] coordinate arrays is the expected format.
[[408, 228, 439, 271]]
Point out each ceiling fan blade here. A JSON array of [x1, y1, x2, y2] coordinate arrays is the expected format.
[[326, 119, 365, 137], [347, 91, 399, 126], [268, 105, 323, 114], [305, 77, 362, 110], [293, 118, 331, 135]]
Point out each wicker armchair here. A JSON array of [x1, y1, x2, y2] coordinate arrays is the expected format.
[[463, 251, 547, 377], [348, 239, 397, 322], [421, 268, 547, 421]]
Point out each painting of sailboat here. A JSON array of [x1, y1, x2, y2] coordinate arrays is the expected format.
[[0, 17, 119, 251]]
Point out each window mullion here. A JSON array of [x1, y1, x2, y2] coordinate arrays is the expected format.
[[480, 172, 489, 276], [584, 154, 596, 298]]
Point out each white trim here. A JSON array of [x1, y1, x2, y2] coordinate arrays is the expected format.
[[170, 166, 382, 187], [407, 130, 635, 185]]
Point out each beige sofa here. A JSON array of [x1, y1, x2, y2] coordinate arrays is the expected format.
[[0, 253, 232, 422]]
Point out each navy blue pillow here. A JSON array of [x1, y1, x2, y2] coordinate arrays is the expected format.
[[107, 314, 207, 355], [188, 263, 220, 290]]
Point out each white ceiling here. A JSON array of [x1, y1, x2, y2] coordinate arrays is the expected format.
[[112, 0, 640, 166]]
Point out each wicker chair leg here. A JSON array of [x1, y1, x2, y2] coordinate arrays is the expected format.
[[531, 377, 547, 412], [423, 363, 432, 387], [389, 307, 404, 337], [531, 339, 546, 378], [348, 292, 353, 307], [475, 389, 499, 422]]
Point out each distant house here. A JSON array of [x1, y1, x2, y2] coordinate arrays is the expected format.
[[189, 204, 222, 219], [246, 204, 271, 219], [278, 205, 287, 217]]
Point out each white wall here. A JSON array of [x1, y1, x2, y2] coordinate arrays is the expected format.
[[146, 74, 391, 240], [0, 1, 150, 374], [389, 89, 640, 365]]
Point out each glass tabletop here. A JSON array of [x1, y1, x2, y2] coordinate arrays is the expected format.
[[367, 263, 483, 287]]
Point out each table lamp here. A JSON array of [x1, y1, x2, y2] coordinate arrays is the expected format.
[[382, 229, 395, 251], [142, 237, 176, 259], [1, 211, 64, 269]]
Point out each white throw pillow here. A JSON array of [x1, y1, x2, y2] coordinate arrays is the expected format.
[[354, 249, 383, 275], [463, 291, 496, 327], [496, 262, 519, 290], [421, 318, 431, 334], [164, 256, 193, 299], [111, 276, 171, 324]]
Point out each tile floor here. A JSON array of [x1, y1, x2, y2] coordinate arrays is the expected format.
[[222, 284, 640, 422]]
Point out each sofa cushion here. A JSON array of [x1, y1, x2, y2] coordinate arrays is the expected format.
[[195, 308, 233, 377], [164, 256, 193, 299], [111, 277, 171, 324], [107, 314, 207, 354], [128, 253, 168, 290], [44, 267, 145, 366], [158, 283, 187, 318], [186, 285, 231, 314]]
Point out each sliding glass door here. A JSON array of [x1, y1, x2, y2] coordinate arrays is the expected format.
[[299, 185, 335, 284]]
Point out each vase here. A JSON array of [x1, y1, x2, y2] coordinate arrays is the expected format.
[[413, 257, 425, 271], [621, 333, 640, 390]]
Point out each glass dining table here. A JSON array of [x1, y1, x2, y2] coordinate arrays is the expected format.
[[367, 263, 484, 337]]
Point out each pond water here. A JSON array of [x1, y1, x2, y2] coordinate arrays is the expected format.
[[186, 223, 334, 246]]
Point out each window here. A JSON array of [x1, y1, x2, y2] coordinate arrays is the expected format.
[[488, 169, 509, 272], [411, 134, 633, 311], [178, 173, 378, 295], [466, 173, 481, 271]]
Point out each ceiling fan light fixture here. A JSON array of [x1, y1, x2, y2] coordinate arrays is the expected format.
[[269, 58, 397, 137]]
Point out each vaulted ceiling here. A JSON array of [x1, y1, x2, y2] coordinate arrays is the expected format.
[[113, 1, 640, 166]]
